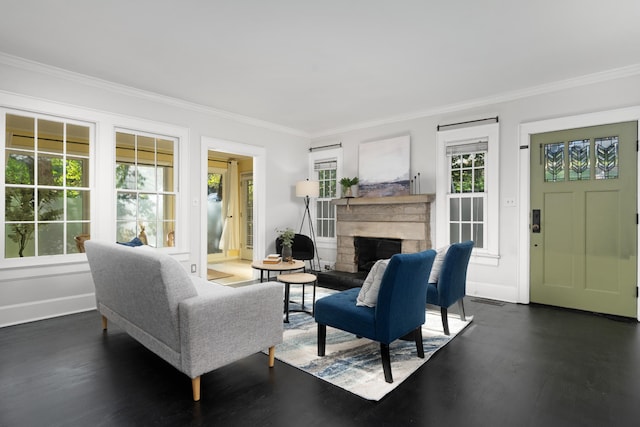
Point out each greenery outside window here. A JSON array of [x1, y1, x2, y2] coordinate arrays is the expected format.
[[4, 113, 91, 258], [115, 131, 176, 247]]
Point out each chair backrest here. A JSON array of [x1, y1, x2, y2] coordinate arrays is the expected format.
[[437, 240, 474, 306], [374, 249, 436, 343], [276, 233, 315, 260]]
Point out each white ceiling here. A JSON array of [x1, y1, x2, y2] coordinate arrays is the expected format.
[[1, 1, 639, 136]]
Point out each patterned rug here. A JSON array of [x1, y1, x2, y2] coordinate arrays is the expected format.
[[273, 287, 473, 401]]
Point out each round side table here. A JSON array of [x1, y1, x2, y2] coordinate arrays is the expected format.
[[277, 272, 317, 323]]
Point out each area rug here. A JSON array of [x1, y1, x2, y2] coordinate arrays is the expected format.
[[207, 269, 233, 280], [273, 287, 472, 401]]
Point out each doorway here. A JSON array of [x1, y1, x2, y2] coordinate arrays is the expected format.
[[529, 121, 637, 317], [200, 137, 266, 286]]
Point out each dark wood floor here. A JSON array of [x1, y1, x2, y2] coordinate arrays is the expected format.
[[1, 296, 639, 427]]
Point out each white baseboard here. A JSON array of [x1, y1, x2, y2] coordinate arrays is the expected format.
[[0, 293, 96, 328], [465, 280, 519, 304]]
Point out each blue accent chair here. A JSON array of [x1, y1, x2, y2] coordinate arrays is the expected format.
[[315, 250, 436, 383], [427, 240, 474, 335]]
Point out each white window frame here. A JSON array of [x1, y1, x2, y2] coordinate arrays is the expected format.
[[436, 122, 500, 265], [308, 147, 342, 245]]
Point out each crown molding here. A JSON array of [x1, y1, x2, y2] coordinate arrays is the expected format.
[[311, 63, 640, 139], [0, 52, 310, 138]]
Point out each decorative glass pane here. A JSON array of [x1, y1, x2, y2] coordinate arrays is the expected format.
[[544, 143, 565, 182], [38, 189, 63, 221], [38, 223, 64, 255], [569, 139, 590, 181], [38, 155, 64, 186], [66, 124, 90, 156], [38, 119, 64, 154], [6, 151, 34, 184], [6, 188, 34, 221], [595, 136, 619, 180], [6, 114, 35, 150], [5, 224, 35, 258]]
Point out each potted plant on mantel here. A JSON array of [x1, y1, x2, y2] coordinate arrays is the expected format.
[[278, 227, 295, 262], [340, 176, 359, 198]]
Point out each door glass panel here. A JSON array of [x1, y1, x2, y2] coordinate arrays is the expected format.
[[595, 136, 619, 180], [544, 143, 565, 182], [569, 139, 590, 181]]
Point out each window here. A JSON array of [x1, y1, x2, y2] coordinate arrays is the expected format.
[[4, 112, 91, 258], [115, 130, 176, 247], [436, 122, 499, 264], [315, 160, 337, 238]]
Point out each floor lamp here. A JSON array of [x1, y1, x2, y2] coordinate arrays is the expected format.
[[296, 179, 321, 272]]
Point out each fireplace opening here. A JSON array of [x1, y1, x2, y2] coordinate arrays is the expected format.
[[354, 237, 401, 272]]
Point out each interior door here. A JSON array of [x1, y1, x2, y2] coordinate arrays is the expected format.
[[240, 173, 254, 260], [530, 122, 637, 317]]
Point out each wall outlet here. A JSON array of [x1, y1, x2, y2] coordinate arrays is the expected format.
[[504, 198, 517, 207], [190, 264, 197, 273]]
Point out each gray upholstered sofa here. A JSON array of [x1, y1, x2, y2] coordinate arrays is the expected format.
[[84, 240, 283, 401]]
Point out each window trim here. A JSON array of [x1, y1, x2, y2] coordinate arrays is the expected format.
[[436, 122, 499, 265]]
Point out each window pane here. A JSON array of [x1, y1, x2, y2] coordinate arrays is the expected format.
[[473, 224, 484, 248], [38, 155, 64, 186], [450, 223, 460, 243], [6, 114, 34, 150], [38, 119, 63, 154], [6, 188, 34, 221], [137, 136, 156, 192], [461, 223, 471, 242], [138, 193, 157, 222], [116, 221, 137, 242], [461, 198, 471, 221], [473, 197, 483, 221], [474, 168, 485, 192], [67, 190, 90, 221], [5, 224, 35, 258], [115, 133, 136, 190], [451, 170, 461, 193], [66, 124, 90, 156], [67, 222, 90, 254], [117, 192, 137, 220], [38, 189, 63, 221], [6, 152, 34, 184], [474, 153, 485, 167], [449, 198, 459, 221], [66, 158, 88, 187], [158, 195, 175, 221], [461, 169, 473, 193], [157, 139, 174, 192], [595, 136, 619, 180], [569, 139, 590, 181], [38, 223, 64, 255]]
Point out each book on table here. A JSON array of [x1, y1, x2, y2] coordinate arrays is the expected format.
[[263, 254, 282, 264]]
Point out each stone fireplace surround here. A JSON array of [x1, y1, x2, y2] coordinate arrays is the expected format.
[[331, 194, 435, 273]]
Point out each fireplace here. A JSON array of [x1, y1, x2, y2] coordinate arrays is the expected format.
[[355, 237, 401, 272], [331, 194, 434, 273]]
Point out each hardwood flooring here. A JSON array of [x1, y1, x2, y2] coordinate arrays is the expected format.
[[1, 297, 639, 426]]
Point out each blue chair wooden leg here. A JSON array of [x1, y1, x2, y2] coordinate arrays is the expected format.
[[441, 306, 450, 335], [318, 324, 326, 356], [381, 343, 393, 383], [414, 327, 424, 358], [458, 299, 466, 322]]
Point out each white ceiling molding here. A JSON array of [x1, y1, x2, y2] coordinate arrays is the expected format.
[[311, 63, 640, 139], [0, 52, 310, 138]]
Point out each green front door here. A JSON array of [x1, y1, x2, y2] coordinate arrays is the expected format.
[[530, 121, 638, 317]]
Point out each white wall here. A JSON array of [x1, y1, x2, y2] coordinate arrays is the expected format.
[[0, 58, 309, 326], [311, 73, 640, 303]]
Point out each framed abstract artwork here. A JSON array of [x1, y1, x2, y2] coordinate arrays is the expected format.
[[358, 135, 410, 197]]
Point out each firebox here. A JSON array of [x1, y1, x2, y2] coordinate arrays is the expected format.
[[354, 237, 401, 272]]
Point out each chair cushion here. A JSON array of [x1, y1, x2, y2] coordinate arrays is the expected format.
[[315, 288, 376, 338], [356, 259, 390, 307], [428, 245, 450, 284]]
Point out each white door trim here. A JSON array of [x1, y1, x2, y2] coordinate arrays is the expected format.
[[518, 106, 640, 320], [200, 137, 265, 279]]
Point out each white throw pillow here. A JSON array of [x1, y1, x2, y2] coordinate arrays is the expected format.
[[356, 259, 390, 307], [428, 245, 450, 284]]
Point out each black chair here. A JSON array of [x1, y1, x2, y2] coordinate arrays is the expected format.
[[276, 233, 316, 271]]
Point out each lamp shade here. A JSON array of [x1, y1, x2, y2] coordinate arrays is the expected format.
[[296, 179, 320, 198]]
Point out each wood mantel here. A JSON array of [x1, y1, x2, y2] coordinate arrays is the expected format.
[[331, 194, 435, 206]]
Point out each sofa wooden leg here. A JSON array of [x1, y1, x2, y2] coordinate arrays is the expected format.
[[192, 376, 201, 401], [101, 315, 108, 331], [268, 346, 276, 368]]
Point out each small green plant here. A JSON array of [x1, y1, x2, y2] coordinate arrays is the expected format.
[[278, 228, 295, 248], [339, 177, 359, 188]]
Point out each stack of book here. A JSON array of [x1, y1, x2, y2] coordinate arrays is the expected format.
[[262, 254, 282, 264]]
